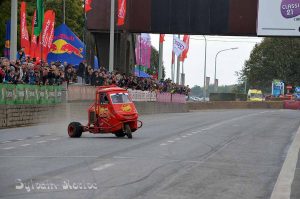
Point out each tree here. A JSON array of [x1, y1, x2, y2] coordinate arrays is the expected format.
[[147, 46, 166, 79], [0, 0, 84, 57], [238, 37, 300, 93]]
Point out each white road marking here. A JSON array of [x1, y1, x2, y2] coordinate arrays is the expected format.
[[36, 141, 47, 144], [113, 156, 135, 159], [181, 136, 187, 138], [92, 163, 114, 171], [174, 138, 181, 141], [21, 144, 31, 147], [270, 125, 300, 199], [48, 138, 58, 141], [160, 143, 167, 146], [187, 133, 193, 136], [191, 132, 198, 134], [2, 147, 15, 150], [1, 141, 12, 144], [167, 140, 174, 143], [16, 139, 24, 141]]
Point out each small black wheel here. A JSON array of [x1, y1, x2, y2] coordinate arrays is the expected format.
[[124, 124, 132, 139], [115, 132, 126, 137], [68, 122, 83, 138]]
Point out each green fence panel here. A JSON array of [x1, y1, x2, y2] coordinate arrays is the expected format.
[[29, 85, 38, 104], [0, 84, 5, 104], [48, 86, 56, 104], [55, 86, 62, 103], [4, 84, 16, 105], [38, 86, 48, 104], [24, 85, 30, 104], [0, 84, 62, 105], [15, 84, 25, 104]]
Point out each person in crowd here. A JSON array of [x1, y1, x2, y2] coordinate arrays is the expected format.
[[17, 48, 26, 63], [77, 60, 86, 84]]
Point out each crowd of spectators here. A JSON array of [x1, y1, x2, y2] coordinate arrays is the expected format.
[[0, 52, 190, 95]]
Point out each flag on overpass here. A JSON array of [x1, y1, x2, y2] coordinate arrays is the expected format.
[[117, 0, 127, 26]]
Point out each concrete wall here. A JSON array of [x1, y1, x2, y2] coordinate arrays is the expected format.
[[188, 101, 284, 110], [0, 104, 67, 128]]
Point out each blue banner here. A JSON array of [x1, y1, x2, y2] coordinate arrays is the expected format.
[[47, 24, 85, 66]]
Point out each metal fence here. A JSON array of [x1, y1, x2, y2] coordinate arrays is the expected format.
[[0, 84, 63, 105]]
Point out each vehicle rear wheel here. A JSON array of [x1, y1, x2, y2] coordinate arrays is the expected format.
[[68, 122, 83, 138], [124, 124, 132, 139], [115, 132, 126, 137]]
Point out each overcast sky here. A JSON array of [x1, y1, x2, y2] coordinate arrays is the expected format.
[[150, 34, 263, 87]]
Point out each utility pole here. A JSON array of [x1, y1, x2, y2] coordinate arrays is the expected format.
[[176, 34, 180, 84], [10, 0, 18, 61], [203, 35, 207, 101], [158, 38, 163, 80], [109, 0, 115, 72], [63, 0, 66, 24]]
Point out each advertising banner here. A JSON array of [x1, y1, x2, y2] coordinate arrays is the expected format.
[[0, 84, 61, 105], [20, 2, 31, 55], [135, 34, 151, 68], [257, 0, 300, 36], [15, 85, 26, 104]]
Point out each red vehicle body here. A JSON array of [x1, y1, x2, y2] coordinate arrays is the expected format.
[[68, 85, 142, 139]]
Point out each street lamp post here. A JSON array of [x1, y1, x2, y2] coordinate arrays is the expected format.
[[203, 35, 207, 102], [214, 47, 238, 92]]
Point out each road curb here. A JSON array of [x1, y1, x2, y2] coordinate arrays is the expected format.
[[270, 125, 300, 199]]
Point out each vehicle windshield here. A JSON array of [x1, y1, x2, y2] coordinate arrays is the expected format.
[[250, 93, 262, 98], [110, 93, 131, 104]]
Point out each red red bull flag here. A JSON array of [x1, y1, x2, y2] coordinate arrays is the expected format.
[[20, 2, 30, 56], [117, 0, 127, 26], [40, 10, 55, 61], [180, 35, 190, 62], [47, 24, 85, 66], [30, 10, 37, 59]]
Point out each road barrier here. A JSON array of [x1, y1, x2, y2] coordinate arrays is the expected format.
[[67, 85, 187, 103], [0, 84, 62, 105], [284, 100, 300, 110]]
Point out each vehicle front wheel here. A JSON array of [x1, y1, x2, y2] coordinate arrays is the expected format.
[[115, 132, 126, 137], [68, 122, 83, 138], [124, 124, 132, 139]]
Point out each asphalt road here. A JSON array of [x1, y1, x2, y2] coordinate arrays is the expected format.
[[0, 109, 300, 199]]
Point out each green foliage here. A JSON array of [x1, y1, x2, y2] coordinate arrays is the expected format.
[[147, 46, 166, 79], [0, 0, 84, 57], [238, 37, 300, 93]]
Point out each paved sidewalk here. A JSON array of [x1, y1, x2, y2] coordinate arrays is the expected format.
[[291, 151, 300, 199]]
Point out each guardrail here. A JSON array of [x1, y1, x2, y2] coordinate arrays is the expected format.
[[0, 84, 62, 105]]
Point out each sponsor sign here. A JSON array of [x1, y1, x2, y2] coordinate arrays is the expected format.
[[257, 0, 300, 36]]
